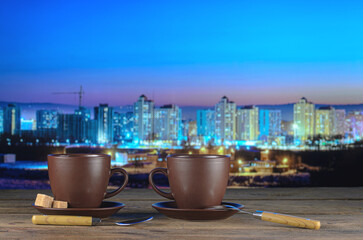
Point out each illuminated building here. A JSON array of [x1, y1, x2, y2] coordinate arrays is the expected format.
[[113, 111, 133, 142], [76, 107, 95, 143], [293, 97, 315, 142], [88, 119, 98, 143], [236, 105, 259, 141], [188, 120, 197, 141], [36, 110, 58, 139], [181, 120, 189, 140], [57, 114, 82, 142], [57, 107, 94, 143], [4, 104, 21, 136], [0, 107, 3, 134], [126, 153, 158, 164], [181, 119, 197, 143], [122, 112, 134, 141], [259, 109, 282, 143], [20, 119, 36, 130], [113, 112, 122, 142], [315, 106, 335, 138], [133, 95, 154, 141], [197, 109, 215, 138], [334, 109, 346, 136], [94, 104, 114, 143], [215, 96, 236, 141], [36, 110, 58, 129], [154, 104, 182, 141], [281, 120, 294, 144], [345, 111, 363, 139]]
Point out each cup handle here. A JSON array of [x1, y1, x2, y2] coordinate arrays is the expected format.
[[149, 168, 174, 200], [104, 168, 129, 199]]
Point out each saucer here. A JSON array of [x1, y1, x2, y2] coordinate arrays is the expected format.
[[33, 201, 125, 218], [152, 201, 244, 221]]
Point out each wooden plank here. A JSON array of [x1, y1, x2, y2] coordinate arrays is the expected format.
[[1, 187, 362, 200], [0, 188, 362, 239]]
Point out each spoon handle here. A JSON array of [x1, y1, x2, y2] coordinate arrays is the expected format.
[[32, 215, 101, 226], [253, 211, 320, 230]]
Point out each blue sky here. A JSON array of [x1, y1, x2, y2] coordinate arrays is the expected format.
[[0, 0, 362, 106]]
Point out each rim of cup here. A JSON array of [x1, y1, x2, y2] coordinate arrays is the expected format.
[[168, 154, 229, 159], [48, 153, 111, 158]]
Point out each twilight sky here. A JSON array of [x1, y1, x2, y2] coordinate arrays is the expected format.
[[0, 0, 363, 106]]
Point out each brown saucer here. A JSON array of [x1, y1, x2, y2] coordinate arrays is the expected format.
[[33, 201, 125, 218], [152, 201, 244, 221]]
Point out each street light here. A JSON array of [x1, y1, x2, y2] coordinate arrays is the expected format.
[[218, 146, 224, 154], [200, 146, 206, 153]]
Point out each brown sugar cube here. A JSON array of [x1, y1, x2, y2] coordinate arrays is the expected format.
[[52, 200, 68, 208], [34, 193, 54, 208]]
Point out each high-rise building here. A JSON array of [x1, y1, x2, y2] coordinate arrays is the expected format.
[[3, 104, 21, 135], [113, 112, 122, 142], [133, 95, 154, 141], [113, 111, 133, 142], [21, 119, 36, 130], [188, 120, 197, 141], [293, 97, 315, 142], [236, 106, 259, 141], [57, 114, 83, 142], [259, 109, 282, 142], [94, 104, 114, 143], [75, 107, 94, 143], [36, 110, 58, 130], [36, 110, 58, 139], [188, 121, 197, 138], [154, 104, 182, 141], [0, 107, 4, 135], [56, 108, 93, 143], [196, 109, 215, 137], [215, 96, 236, 141], [315, 106, 335, 138], [345, 111, 363, 140], [122, 112, 134, 141], [180, 119, 197, 143], [335, 109, 346, 137], [181, 120, 189, 140]]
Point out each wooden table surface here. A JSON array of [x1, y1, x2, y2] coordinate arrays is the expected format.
[[0, 188, 362, 239]]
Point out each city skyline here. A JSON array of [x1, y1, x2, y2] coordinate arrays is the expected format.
[[2, 94, 363, 124], [1, 1, 363, 106], [2, 93, 363, 108], [2, 96, 363, 147]]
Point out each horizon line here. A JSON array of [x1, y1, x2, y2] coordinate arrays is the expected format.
[[1, 100, 363, 108]]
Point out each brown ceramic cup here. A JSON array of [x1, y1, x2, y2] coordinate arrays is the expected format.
[[48, 154, 128, 208], [149, 154, 230, 209]]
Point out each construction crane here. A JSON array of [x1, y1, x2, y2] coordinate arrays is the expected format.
[[53, 85, 85, 108]]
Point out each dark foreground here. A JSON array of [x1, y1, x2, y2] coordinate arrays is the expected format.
[[0, 167, 311, 189], [0, 188, 362, 239]]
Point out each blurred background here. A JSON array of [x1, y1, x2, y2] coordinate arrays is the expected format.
[[1, 0, 363, 189]]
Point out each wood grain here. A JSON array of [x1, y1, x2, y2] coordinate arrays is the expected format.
[[261, 212, 320, 230], [0, 188, 362, 239]]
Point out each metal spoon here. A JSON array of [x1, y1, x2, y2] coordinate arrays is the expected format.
[[115, 216, 153, 226], [208, 205, 320, 230]]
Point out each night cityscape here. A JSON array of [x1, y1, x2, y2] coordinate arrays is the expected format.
[[1, 93, 363, 188], [2, 1, 363, 238], [1, 0, 363, 189], [1, 93, 363, 148]]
